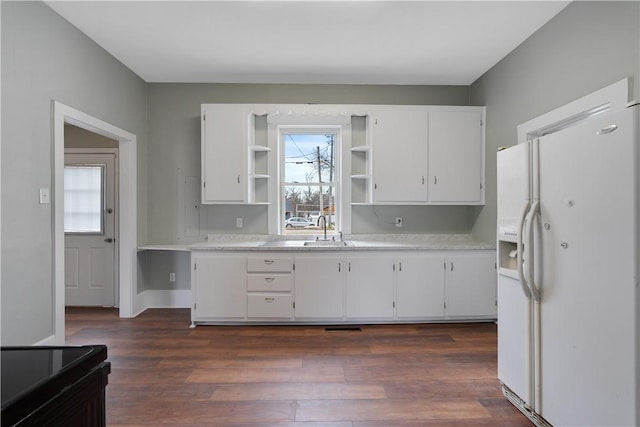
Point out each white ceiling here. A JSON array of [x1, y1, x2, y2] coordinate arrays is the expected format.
[[45, 1, 569, 85]]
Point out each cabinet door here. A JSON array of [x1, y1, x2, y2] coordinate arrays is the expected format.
[[201, 105, 246, 203], [396, 255, 445, 318], [345, 256, 395, 319], [294, 256, 344, 319], [192, 253, 246, 319], [445, 251, 496, 318], [372, 110, 428, 203], [428, 111, 483, 203]]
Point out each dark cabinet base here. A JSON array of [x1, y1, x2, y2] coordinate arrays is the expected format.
[[2, 346, 110, 427]]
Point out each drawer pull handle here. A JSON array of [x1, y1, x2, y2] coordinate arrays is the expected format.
[[265, 277, 275, 282], [264, 260, 274, 265], [265, 297, 275, 303]]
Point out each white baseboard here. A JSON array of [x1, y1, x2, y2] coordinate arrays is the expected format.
[[134, 289, 191, 316], [34, 334, 59, 346]]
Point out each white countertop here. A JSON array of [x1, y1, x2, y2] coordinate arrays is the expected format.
[[139, 234, 495, 252]]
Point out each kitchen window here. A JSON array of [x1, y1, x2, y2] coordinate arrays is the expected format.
[[280, 128, 340, 235]]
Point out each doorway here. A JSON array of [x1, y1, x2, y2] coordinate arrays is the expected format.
[[52, 101, 137, 345]]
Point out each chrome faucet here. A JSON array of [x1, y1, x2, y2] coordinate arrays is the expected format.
[[317, 215, 328, 241]]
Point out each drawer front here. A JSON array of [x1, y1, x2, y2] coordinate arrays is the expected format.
[[248, 294, 293, 318], [247, 257, 292, 273], [247, 274, 292, 292]]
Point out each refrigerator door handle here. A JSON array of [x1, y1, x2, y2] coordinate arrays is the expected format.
[[517, 201, 532, 299], [525, 200, 541, 302]]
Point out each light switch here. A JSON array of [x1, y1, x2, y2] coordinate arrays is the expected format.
[[39, 188, 50, 204]]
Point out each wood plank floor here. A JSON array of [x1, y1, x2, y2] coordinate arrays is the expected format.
[[65, 307, 531, 427]]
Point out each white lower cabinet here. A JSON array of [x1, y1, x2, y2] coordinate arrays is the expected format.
[[345, 255, 395, 319], [191, 249, 496, 325], [247, 294, 293, 319], [396, 254, 445, 318], [444, 251, 497, 318], [293, 255, 344, 319], [192, 253, 246, 320], [247, 254, 293, 319]]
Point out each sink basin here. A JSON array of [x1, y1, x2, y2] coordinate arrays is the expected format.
[[303, 240, 352, 247], [260, 240, 352, 248]]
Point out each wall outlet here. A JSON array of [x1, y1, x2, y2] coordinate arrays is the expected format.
[[236, 218, 243, 228], [169, 272, 176, 282], [395, 217, 403, 227]]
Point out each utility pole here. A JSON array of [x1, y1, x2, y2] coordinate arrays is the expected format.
[[328, 135, 334, 225], [317, 146, 323, 219]]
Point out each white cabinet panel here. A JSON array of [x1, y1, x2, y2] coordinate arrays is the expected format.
[[192, 253, 246, 319], [247, 256, 293, 273], [428, 111, 484, 204], [372, 109, 428, 203], [201, 105, 246, 203], [445, 251, 496, 318], [248, 294, 293, 318], [247, 274, 292, 292], [294, 255, 344, 319], [345, 256, 395, 319], [396, 254, 445, 318]]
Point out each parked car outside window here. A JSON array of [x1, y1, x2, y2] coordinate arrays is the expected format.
[[285, 217, 313, 228]]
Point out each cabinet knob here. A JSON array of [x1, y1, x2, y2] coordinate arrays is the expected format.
[[104, 238, 114, 243]]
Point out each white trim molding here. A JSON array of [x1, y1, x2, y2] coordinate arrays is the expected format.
[[517, 78, 629, 143], [53, 101, 138, 344]]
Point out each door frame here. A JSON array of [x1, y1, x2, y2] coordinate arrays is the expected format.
[[53, 101, 137, 344], [64, 148, 119, 307]]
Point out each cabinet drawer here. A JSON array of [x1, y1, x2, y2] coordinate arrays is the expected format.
[[247, 274, 292, 292], [248, 294, 293, 318], [247, 257, 292, 273]]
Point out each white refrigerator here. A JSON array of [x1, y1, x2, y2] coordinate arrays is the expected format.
[[496, 105, 639, 426]]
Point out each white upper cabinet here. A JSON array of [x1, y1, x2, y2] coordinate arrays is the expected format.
[[370, 106, 485, 205], [428, 110, 484, 204], [372, 109, 429, 203], [201, 104, 247, 203], [200, 104, 485, 207]]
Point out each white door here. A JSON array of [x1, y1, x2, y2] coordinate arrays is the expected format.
[[496, 141, 533, 406], [294, 255, 344, 319], [444, 252, 496, 318], [192, 254, 247, 319], [64, 152, 117, 306], [428, 111, 483, 203], [537, 108, 638, 425], [201, 105, 246, 203], [372, 110, 428, 203], [396, 255, 445, 318], [345, 256, 395, 319]]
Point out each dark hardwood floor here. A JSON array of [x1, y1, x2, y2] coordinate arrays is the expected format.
[[65, 307, 531, 426]]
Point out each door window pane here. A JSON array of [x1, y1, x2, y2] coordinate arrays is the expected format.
[[64, 165, 104, 233]]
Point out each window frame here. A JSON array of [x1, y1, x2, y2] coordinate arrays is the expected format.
[[278, 125, 342, 236]]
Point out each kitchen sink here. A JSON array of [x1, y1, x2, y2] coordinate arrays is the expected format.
[[303, 240, 352, 247]]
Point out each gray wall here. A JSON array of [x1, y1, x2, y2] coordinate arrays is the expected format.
[[469, 1, 640, 243], [1, 1, 147, 344], [144, 84, 471, 290], [145, 83, 472, 243]]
